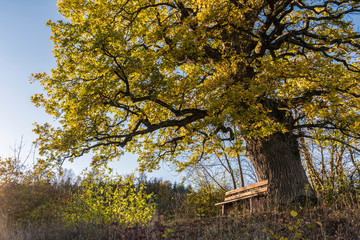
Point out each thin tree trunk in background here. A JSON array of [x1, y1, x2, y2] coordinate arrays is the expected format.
[[349, 150, 360, 177], [320, 145, 326, 182], [330, 144, 336, 191], [223, 153, 237, 189], [215, 151, 237, 189], [236, 152, 245, 188], [300, 137, 323, 191], [335, 146, 345, 179]]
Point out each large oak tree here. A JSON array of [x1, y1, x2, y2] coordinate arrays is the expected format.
[[32, 0, 360, 205]]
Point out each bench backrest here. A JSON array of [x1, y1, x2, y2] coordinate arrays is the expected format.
[[224, 180, 268, 201]]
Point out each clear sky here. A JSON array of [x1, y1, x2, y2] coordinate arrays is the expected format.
[[0, 0, 58, 157], [0, 0, 181, 181]]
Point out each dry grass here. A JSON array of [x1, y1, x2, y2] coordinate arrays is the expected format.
[[156, 207, 360, 239], [0, 203, 359, 240]]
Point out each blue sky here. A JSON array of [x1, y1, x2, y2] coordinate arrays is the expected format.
[[0, 0, 180, 181], [0, 0, 58, 157]]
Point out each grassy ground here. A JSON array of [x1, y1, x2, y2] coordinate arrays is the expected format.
[[1, 204, 359, 240]]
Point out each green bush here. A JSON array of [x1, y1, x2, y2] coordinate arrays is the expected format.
[[61, 167, 156, 227]]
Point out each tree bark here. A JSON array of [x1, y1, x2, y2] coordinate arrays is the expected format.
[[245, 131, 316, 206]]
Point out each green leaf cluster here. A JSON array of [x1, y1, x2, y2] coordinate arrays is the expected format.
[[61, 167, 156, 227], [31, 0, 360, 172]]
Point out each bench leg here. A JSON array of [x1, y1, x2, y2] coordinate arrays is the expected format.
[[223, 204, 230, 216], [222, 203, 235, 216], [249, 198, 253, 214]]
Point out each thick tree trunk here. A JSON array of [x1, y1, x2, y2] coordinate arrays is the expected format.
[[245, 131, 316, 206]]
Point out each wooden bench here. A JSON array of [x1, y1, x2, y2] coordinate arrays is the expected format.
[[215, 180, 268, 215]]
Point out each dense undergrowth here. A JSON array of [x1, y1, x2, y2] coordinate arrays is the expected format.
[[0, 153, 359, 239], [0, 199, 359, 239], [0, 172, 359, 239]]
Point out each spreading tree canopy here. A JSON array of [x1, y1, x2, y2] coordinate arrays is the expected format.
[[32, 0, 360, 204]]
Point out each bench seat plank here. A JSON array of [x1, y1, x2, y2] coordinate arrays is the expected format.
[[225, 180, 268, 196], [215, 188, 267, 206], [224, 186, 267, 201]]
